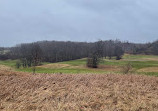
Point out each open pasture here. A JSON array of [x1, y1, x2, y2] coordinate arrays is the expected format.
[[0, 54, 158, 76]]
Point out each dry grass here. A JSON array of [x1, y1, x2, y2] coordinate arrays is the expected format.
[[38, 64, 70, 69], [138, 67, 158, 72], [0, 71, 158, 111], [142, 58, 158, 61], [0, 65, 13, 71]]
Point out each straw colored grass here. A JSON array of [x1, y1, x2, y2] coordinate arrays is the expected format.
[[38, 64, 70, 69], [0, 71, 158, 111], [0, 65, 13, 71], [138, 67, 158, 72]]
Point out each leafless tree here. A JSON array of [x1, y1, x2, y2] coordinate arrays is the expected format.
[[31, 43, 42, 74]]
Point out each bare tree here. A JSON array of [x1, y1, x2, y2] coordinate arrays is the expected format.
[[31, 44, 42, 74], [114, 46, 124, 60]]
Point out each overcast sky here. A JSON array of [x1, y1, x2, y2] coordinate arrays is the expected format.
[[0, 0, 158, 47]]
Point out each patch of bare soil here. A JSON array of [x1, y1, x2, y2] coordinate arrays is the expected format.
[[0, 72, 158, 111], [138, 67, 158, 72]]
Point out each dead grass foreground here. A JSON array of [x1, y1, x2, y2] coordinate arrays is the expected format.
[[0, 71, 158, 111]]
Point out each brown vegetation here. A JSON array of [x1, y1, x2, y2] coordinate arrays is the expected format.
[[38, 64, 70, 69], [0, 71, 158, 111], [138, 67, 158, 72], [0, 65, 13, 71]]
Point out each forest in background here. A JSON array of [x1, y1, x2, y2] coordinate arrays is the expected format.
[[0, 40, 158, 66]]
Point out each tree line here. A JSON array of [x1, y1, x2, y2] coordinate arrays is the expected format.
[[0, 40, 158, 69]]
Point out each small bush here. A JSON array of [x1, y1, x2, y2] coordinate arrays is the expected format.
[[16, 61, 21, 69], [121, 62, 132, 74]]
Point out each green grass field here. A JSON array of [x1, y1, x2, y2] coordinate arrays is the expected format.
[[0, 54, 158, 76]]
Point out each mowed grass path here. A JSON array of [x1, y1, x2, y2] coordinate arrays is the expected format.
[[0, 54, 158, 76]]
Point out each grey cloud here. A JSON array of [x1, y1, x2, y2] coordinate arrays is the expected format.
[[0, 0, 158, 46]]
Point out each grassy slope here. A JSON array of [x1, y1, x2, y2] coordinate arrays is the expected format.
[[0, 54, 158, 76], [0, 59, 17, 67]]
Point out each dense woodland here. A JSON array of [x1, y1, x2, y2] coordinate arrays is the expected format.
[[0, 40, 158, 68]]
